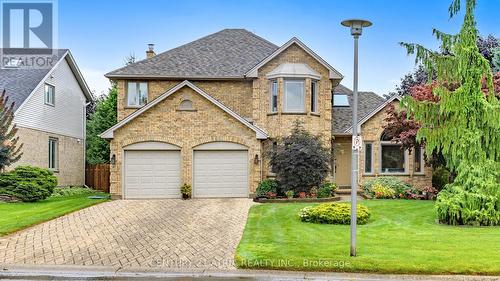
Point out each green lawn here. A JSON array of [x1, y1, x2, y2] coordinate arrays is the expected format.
[[0, 193, 108, 236], [236, 200, 500, 275]]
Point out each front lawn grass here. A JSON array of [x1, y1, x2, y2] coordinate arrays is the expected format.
[[236, 200, 500, 275], [0, 192, 108, 236]]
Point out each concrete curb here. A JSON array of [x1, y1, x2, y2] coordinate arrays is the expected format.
[[0, 264, 499, 280]]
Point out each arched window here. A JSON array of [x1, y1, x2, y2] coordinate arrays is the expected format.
[[380, 130, 393, 141], [380, 129, 406, 173], [179, 99, 194, 110]]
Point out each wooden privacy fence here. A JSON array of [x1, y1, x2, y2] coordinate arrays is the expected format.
[[85, 164, 110, 193]]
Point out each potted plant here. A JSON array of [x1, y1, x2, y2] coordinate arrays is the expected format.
[[309, 187, 318, 198], [180, 183, 192, 199], [285, 190, 294, 199]]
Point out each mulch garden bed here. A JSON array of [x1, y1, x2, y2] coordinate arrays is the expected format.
[[254, 197, 340, 203]]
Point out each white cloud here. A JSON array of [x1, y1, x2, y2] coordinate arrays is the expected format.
[[80, 68, 111, 98]]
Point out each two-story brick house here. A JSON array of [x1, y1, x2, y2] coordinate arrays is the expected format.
[[101, 29, 431, 199]]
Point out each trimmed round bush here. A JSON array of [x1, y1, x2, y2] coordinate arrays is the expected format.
[[0, 166, 57, 202], [256, 179, 279, 197], [299, 203, 371, 225], [317, 182, 337, 198]]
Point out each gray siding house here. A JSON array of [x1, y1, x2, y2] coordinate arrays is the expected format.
[[0, 49, 93, 186]]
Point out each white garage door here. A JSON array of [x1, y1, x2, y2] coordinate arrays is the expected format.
[[124, 150, 181, 199], [193, 150, 248, 198]]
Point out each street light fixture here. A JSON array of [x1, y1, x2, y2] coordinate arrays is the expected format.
[[341, 18, 372, 257]]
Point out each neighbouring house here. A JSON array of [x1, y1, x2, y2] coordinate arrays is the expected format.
[[101, 29, 432, 199], [0, 49, 93, 186]]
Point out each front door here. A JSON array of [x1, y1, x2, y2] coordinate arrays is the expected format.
[[334, 142, 352, 186]]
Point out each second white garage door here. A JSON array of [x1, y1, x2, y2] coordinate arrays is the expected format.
[[124, 150, 181, 199], [193, 150, 248, 198]]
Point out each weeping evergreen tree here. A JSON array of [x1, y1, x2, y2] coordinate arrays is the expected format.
[[0, 90, 23, 171], [401, 0, 500, 225]]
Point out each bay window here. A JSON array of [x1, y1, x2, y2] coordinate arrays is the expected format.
[[283, 79, 305, 112]]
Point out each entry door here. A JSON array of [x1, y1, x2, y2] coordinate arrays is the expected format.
[[334, 143, 352, 186]]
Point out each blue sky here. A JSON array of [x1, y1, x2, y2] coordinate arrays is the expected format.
[[57, 0, 498, 97]]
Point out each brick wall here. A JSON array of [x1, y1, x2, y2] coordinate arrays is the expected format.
[[109, 86, 262, 198], [12, 127, 85, 186], [358, 102, 432, 188], [116, 80, 253, 122]]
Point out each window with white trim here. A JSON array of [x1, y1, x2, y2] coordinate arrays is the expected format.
[[48, 138, 58, 170], [270, 80, 278, 112], [127, 82, 148, 107], [364, 143, 373, 173], [283, 79, 304, 112], [414, 145, 424, 173], [44, 84, 55, 106], [380, 131, 405, 173], [311, 80, 318, 113]]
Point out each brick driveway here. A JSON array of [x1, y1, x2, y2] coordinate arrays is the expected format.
[[0, 199, 253, 269]]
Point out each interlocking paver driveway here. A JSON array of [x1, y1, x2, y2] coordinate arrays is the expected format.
[[0, 199, 253, 269]]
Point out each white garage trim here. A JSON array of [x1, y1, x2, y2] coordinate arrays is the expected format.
[[193, 141, 248, 150], [124, 141, 180, 150]]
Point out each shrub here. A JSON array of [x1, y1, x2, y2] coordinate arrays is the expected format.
[[432, 166, 451, 191], [0, 166, 57, 202], [317, 182, 337, 198], [372, 183, 396, 199], [418, 185, 438, 200], [268, 122, 330, 194], [180, 183, 192, 199], [435, 162, 500, 226], [256, 179, 279, 198], [51, 186, 96, 197], [299, 203, 371, 225], [362, 177, 412, 197], [285, 190, 294, 199]]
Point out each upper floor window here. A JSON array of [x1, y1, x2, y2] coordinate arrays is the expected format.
[[127, 82, 148, 107], [311, 80, 318, 113], [283, 79, 304, 113], [44, 84, 55, 106], [270, 80, 278, 112]]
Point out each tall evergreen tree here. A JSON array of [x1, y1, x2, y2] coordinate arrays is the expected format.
[[401, 0, 500, 225], [0, 90, 23, 170]]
